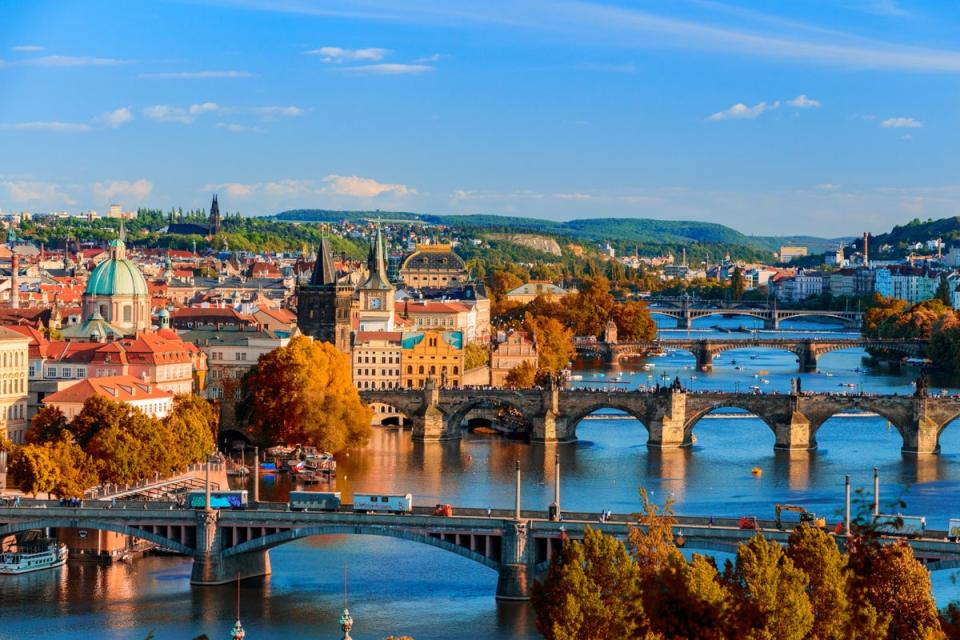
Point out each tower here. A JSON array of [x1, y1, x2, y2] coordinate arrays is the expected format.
[[296, 236, 354, 351], [357, 223, 395, 332], [210, 194, 222, 235]]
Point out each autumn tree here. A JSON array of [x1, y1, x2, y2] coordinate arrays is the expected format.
[[565, 276, 615, 337], [731, 266, 746, 300], [86, 423, 148, 485], [524, 313, 575, 374], [240, 336, 372, 451], [611, 301, 658, 341], [26, 405, 68, 444], [463, 342, 489, 370], [723, 535, 814, 640], [47, 432, 97, 498], [785, 524, 852, 640], [504, 361, 537, 389], [8, 444, 57, 497], [532, 526, 641, 640], [164, 394, 217, 467]]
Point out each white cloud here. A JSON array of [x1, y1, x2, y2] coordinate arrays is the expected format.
[[305, 47, 389, 63], [339, 63, 434, 75], [322, 175, 412, 197], [554, 192, 592, 200], [263, 180, 317, 198], [2, 180, 75, 204], [881, 116, 923, 128], [144, 103, 218, 124], [414, 53, 447, 63], [93, 107, 133, 128], [788, 94, 821, 108], [138, 70, 252, 79], [707, 101, 777, 121], [23, 55, 129, 67], [815, 183, 841, 191], [92, 179, 153, 203], [0, 121, 92, 132], [12, 45, 44, 52], [204, 182, 255, 198], [216, 123, 264, 133], [251, 106, 303, 119]]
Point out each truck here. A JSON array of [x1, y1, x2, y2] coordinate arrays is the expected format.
[[186, 490, 248, 510], [873, 514, 926, 538], [775, 504, 826, 530], [289, 491, 341, 512], [351, 493, 413, 514]]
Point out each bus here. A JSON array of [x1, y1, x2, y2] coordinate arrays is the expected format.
[[873, 514, 926, 537], [289, 491, 341, 512], [352, 493, 413, 514], [186, 490, 248, 510]]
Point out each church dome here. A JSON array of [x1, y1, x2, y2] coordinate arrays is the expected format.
[[84, 239, 149, 297]]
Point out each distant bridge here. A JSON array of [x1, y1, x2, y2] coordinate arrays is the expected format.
[[644, 297, 862, 330], [574, 337, 928, 371], [2, 502, 959, 600], [361, 384, 954, 454]]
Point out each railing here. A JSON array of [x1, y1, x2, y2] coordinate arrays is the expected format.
[[84, 461, 226, 500]]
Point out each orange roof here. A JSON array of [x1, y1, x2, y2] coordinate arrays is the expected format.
[[395, 301, 470, 314], [255, 306, 296, 323], [44, 375, 173, 405]]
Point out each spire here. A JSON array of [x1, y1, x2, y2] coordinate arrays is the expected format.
[[210, 194, 222, 235], [369, 222, 388, 281], [309, 236, 337, 286], [112, 221, 127, 260]]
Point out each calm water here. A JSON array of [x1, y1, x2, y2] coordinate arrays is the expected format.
[[3, 317, 960, 639]]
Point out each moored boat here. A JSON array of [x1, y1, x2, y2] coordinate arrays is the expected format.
[[0, 538, 68, 575]]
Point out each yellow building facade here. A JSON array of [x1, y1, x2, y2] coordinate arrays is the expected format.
[[400, 330, 464, 389], [0, 327, 31, 444]]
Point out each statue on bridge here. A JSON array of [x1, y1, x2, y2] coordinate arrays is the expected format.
[[671, 376, 683, 392], [915, 374, 929, 399]]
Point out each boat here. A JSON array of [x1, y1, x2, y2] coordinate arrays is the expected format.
[[751, 467, 763, 477], [0, 537, 68, 575], [570, 374, 584, 381], [227, 465, 249, 477], [259, 462, 279, 474]]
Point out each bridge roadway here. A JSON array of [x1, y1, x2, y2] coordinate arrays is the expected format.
[[574, 337, 928, 370], [642, 298, 862, 330], [362, 384, 956, 454], [2, 501, 958, 600]]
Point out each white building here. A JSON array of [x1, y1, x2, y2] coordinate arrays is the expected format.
[[42, 375, 174, 420]]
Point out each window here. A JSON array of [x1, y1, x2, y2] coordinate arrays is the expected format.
[[76, 367, 86, 377], [62, 367, 72, 378], [47, 367, 56, 378], [123, 305, 132, 322], [28, 366, 35, 377]]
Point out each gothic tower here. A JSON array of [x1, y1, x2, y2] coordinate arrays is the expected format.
[[357, 223, 395, 332], [296, 237, 354, 351], [209, 194, 221, 235]]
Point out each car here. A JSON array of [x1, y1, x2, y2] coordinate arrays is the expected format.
[[739, 516, 760, 530]]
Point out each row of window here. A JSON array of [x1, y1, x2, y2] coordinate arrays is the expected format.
[[0, 351, 25, 368], [355, 355, 400, 365], [209, 351, 249, 361], [0, 378, 24, 395], [357, 369, 399, 378]]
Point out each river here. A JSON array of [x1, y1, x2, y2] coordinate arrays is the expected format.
[[2, 317, 959, 639]]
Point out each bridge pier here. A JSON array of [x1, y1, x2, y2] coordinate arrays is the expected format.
[[648, 391, 690, 449], [901, 413, 942, 456], [694, 341, 713, 371], [190, 509, 272, 586], [773, 411, 817, 451], [496, 521, 533, 601], [411, 378, 461, 442], [798, 342, 818, 372], [764, 314, 779, 330], [531, 386, 575, 442]]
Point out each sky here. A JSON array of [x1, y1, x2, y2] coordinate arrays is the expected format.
[[0, 0, 958, 236]]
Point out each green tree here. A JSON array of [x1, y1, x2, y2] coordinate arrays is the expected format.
[[785, 524, 851, 640], [164, 394, 217, 467], [731, 266, 746, 300], [48, 432, 97, 498], [463, 342, 489, 370], [86, 424, 146, 485], [504, 361, 537, 389], [240, 336, 372, 451], [724, 535, 814, 640], [532, 526, 641, 640]]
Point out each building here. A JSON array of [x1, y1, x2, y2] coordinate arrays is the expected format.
[[0, 327, 30, 443], [351, 331, 402, 390], [490, 331, 537, 387], [874, 266, 940, 304], [166, 194, 222, 236], [296, 237, 355, 353], [42, 375, 174, 420], [777, 270, 823, 302], [400, 330, 464, 389], [779, 246, 808, 263], [399, 244, 469, 289], [77, 230, 151, 336], [357, 226, 396, 332], [503, 281, 569, 305]]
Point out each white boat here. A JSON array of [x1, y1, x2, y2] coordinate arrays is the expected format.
[[570, 374, 584, 381], [0, 539, 68, 575]]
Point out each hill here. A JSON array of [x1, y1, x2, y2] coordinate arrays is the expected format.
[[871, 217, 960, 250]]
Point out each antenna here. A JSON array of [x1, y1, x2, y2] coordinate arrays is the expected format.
[[236, 572, 241, 622]]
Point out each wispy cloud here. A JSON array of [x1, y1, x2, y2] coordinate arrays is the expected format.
[[20, 55, 130, 67], [206, 175, 414, 200], [138, 70, 252, 79], [144, 103, 219, 124], [339, 63, 434, 75], [11, 45, 44, 52], [251, 105, 303, 119], [707, 101, 778, 121], [815, 183, 841, 191], [93, 107, 133, 128], [881, 116, 923, 128], [203, 182, 255, 198], [322, 174, 412, 197], [216, 122, 264, 133], [858, 0, 908, 17], [305, 46, 389, 63], [787, 94, 821, 108], [92, 179, 153, 202], [0, 121, 92, 133], [2, 180, 76, 205]]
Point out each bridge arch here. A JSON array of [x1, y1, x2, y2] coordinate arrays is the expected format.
[[369, 402, 410, 427], [776, 311, 859, 326], [0, 518, 195, 555], [563, 400, 651, 441], [683, 403, 779, 441], [221, 524, 501, 571], [445, 396, 533, 436], [688, 309, 768, 324]]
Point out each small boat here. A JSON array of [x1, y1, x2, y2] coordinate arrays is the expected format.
[[227, 465, 249, 477], [259, 462, 279, 474], [570, 374, 584, 381], [0, 538, 68, 575], [751, 467, 763, 477]]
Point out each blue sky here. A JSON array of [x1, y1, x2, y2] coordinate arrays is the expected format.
[[1, 0, 958, 236]]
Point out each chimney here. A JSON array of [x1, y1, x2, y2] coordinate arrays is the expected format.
[[862, 232, 869, 268], [11, 253, 19, 309]]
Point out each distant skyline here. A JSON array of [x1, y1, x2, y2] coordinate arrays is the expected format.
[[1, 0, 958, 235]]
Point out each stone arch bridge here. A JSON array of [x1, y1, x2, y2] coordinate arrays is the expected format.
[[646, 298, 862, 330], [361, 384, 959, 455]]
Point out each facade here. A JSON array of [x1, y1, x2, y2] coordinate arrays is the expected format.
[[296, 237, 355, 352], [874, 267, 939, 304], [779, 246, 808, 263], [504, 281, 568, 305], [0, 327, 30, 444], [79, 233, 151, 335], [490, 331, 537, 387], [351, 331, 402, 390], [400, 330, 464, 389], [399, 244, 469, 289], [778, 270, 823, 302], [42, 374, 174, 420]]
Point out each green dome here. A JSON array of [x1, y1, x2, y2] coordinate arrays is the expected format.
[[84, 253, 149, 297]]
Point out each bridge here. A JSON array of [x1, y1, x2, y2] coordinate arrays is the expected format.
[[574, 337, 928, 371], [644, 297, 862, 330], [361, 383, 957, 455], [2, 501, 959, 600]]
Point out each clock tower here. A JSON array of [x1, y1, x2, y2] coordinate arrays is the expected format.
[[358, 223, 395, 332]]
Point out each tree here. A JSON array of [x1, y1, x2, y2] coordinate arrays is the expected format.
[[611, 301, 658, 342], [26, 405, 68, 444], [532, 526, 641, 640], [164, 394, 217, 467], [847, 540, 943, 640], [724, 535, 814, 640], [463, 342, 489, 370], [935, 273, 952, 306], [47, 432, 97, 498], [86, 423, 147, 485], [504, 361, 537, 389], [785, 524, 851, 640], [565, 276, 615, 337], [524, 313, 575, 374], [731, 266, 746, 300], [8, 444, 58, 497], [240, 336, 372, 451], [68, 394, 132, 447]]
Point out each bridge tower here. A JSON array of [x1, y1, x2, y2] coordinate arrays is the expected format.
[[531, 377, 574, 442], [411, 377, 455, 441], [648, 388, 689, 448]]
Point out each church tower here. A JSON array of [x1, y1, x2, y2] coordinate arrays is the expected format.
[[209, 194, 221, 235], [357, 224, 395, 332], [296, 237, 354, 351]]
